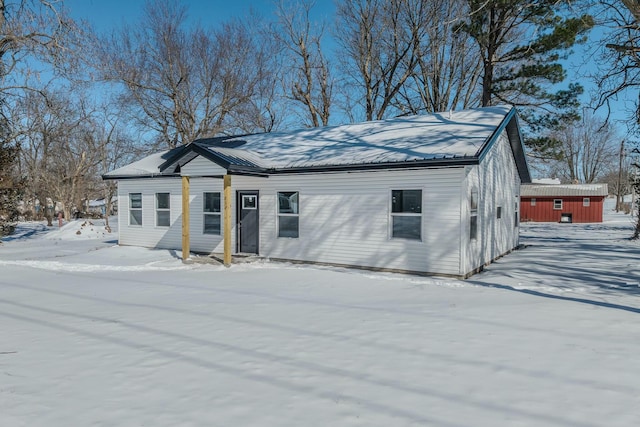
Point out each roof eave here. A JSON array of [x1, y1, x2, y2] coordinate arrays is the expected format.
[[102, 173, 180, 181], [475, 107, 531, 184], [267, 157, 479, 175]]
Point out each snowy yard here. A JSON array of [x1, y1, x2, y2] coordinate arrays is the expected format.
[[1, 214, 639, 426]]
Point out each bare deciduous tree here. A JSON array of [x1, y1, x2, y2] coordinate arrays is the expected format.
[[94, 0, 275, 149], [335, 0, 424, 121], [395, 0, 482, 113], [274, 0, 332, 127], [545, 113, 618, 184]]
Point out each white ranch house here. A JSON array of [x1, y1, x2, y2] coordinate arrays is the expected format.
[[104, 105, 531, 278]]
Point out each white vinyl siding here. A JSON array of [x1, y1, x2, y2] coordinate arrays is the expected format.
[[180, 156, 227, 176], [462, 129, 521, 275], [234, 167, 463, 276], [117, 178, 227, 253]]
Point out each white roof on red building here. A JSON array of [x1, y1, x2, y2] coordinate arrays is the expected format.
[[521, 184, 608, 197]]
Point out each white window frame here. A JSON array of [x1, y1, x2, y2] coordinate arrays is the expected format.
[[155, 192, 171, 227], [390, 189, 422, 241], [203, 192, 221, 235], [470, 189, 478, 240], [277, 191, 300, 238], [531, 198, 536, 206], [583, 197, 590, 207], [129, 193, 142, 227], [553, 199, 563, 210], [242, 195, 257, 210]]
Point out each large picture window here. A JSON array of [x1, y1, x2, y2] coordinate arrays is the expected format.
[[278, 191, 299, 238], [203, 192, 221, 235], [156, 193, 170, 227], [129, 193, 142, 226], [391, 190, 422, 240]]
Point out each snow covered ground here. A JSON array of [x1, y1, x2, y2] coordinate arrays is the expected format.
[[1, 213, 639, 426]]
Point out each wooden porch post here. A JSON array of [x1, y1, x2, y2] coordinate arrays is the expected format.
[[181, 176, 190, 261], [223, 174, 232, 267]]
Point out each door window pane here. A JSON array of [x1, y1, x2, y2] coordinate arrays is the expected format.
[[242, 195, 257, 209]]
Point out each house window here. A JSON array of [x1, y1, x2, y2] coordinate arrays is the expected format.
[[156, 193, 170, 227], [531, 198, 536, 206], [470, 189, 478, 240], [278, 191, 299, 238], [583, 197, 590, 207], [391, 190, 422, 240], [497, 206, 502, 219], [203, 192, 221, 235], [129, 193, 142, 226], [553, 199, 563, 210]]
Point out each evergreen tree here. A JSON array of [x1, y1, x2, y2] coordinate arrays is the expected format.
[[459, 0, 594, 156], [0, 111, 21, 237]]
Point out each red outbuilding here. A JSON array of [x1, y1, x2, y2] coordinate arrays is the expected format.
[[520, 184, 608, 223]]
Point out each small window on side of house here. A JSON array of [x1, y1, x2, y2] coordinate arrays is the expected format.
[[531, 198, 536, 206], [470, 189, 478, 240], [156, 193, 170, 227], [278, 191, 299, 238], [583, 197, 590, 207], [129, 193, 142, 226], [391, 190, 422, 240], [203, 192, 221, 235], [553, 199, 563, 210]]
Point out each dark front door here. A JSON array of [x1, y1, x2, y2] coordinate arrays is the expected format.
[[237, 191, 259, 254]]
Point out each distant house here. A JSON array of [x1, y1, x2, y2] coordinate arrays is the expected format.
[[103, 105, 531, 278], [520, 184, 608, 223]]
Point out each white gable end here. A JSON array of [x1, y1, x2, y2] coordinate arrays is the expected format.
[[181, 155, 227, 177]]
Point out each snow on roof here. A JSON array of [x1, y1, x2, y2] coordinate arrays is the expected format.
[[103, 149, 176, 178], [521, 184, 609, 197], [532, 178, 561, 185], [104, 105, 519, 179], [203, 105, 514, 169]]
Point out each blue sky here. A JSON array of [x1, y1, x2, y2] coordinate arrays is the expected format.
[[64, 0, 335, 31], [61, 0, 633, 137]]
